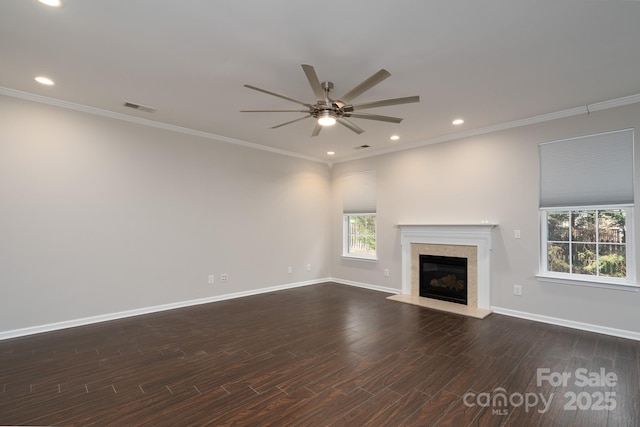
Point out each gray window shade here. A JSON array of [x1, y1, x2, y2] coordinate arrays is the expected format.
[[539, 129, 634, 208], [343, 171, 376, 213]]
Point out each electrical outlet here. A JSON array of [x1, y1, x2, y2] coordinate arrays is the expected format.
[[514, 284, 522, 296], [384, 268, 390, 277], [306, 264, 311, 272], [221, 273, 228, 281], [287, 266, 293, 274], [514, 229, 521, 239], [208, 275, 215, 284]]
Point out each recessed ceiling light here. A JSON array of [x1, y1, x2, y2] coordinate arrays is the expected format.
[[327, 151, 335, 156], [390, 135, 400, 141], [34, 76, 55, 86], [452, 118, 464, 125], [38, 0, 62, 7]]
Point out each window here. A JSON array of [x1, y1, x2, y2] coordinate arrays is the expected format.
[[342, 171, 376, 259], [543, 208, 629, 278], [344, 214, 376, 258], [538, 129, 636, 288]]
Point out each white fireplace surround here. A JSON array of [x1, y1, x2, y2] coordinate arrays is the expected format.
[[398, 224, 497, 311]]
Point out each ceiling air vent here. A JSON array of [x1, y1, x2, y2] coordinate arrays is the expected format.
[[124, 101, 156, 113], [354, 144, 371, 150]]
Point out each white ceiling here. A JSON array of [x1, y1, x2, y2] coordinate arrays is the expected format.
[[1, 0, 640, 163]]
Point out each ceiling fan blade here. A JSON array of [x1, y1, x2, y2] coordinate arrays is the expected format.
[[301, 64, 325, 100], [352, 95, 420, 110], [346, 113, 403, 123], [241, 109, 308, 113], [271, 115, 311, 129], [311, 122, 322, 137], [336, 118, 365, 134], [338, 69, 391, 103], [244, 84, 310, 107]]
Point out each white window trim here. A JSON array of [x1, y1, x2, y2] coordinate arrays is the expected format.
[[538, 205, 637, 291], [535, 274, 640, 292], [341, 254, 379, 262], [342, 213, 378, 261]]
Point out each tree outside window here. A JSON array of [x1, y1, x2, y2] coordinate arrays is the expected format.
[[546, 209, 626, 278], [344, 214, 376, 258]]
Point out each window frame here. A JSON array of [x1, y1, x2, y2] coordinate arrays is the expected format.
[[538, 205, 638, 291], [342, 212, 377, 261]]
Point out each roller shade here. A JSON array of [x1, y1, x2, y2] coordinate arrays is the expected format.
[[539, 128, 634, 208], [343, 171, 376, 214]]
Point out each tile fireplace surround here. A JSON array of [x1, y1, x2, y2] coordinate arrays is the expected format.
[[387, 224, 497, 319]]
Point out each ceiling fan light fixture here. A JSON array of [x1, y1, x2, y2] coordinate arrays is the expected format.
[[318, 111, 336, 126]]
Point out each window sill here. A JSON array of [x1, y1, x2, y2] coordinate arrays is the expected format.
[[536, 274, 640, 292], [341, 254, 378, 262]]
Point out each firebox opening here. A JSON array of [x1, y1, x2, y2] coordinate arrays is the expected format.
[[419, 254, 468, 305]]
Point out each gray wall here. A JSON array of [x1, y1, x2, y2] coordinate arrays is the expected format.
[[0, 94, 331, 333], [331, 102, 640, 334]]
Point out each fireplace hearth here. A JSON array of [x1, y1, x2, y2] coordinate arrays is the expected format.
[[419, 254, 468, 305]]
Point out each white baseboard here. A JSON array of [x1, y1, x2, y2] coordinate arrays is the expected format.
[[330, 277, 400, 295], [4, 280, 638, 342], [491, 306, 640, 341], [0, 278, 329, 341]]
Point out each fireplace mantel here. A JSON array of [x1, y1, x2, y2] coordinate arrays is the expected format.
[[398, 224, 497, 240], [392, 223, 497, 318]]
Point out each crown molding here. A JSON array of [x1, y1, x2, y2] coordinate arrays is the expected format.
[[0, 86, 328, 165], [588, 93, 640, 112], [3, 86, 639, 167], [334, 93, 640, 164]]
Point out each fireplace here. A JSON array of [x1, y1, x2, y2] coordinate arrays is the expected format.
[[420, 254, 468, 305], [388, 224, 496, 319]]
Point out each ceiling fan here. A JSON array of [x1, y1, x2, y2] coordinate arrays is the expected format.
[[241, 64, 420, 136]]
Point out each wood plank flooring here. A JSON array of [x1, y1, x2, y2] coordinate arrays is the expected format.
[[0, 282, 638, 426]]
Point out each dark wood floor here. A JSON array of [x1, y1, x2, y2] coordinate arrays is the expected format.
[[0, 282, 638, 426]]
